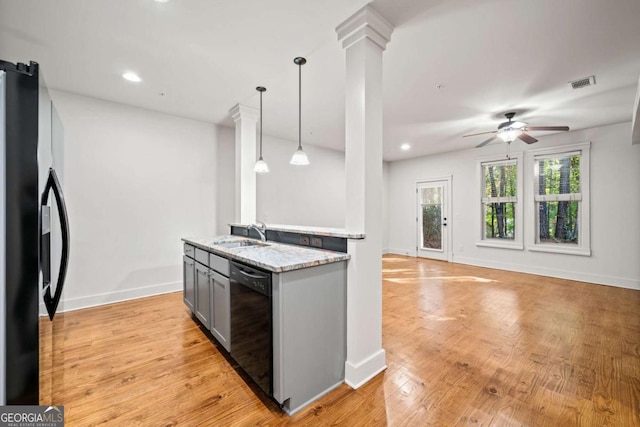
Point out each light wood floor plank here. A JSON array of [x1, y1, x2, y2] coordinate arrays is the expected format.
[[40, 255, 640, 425]]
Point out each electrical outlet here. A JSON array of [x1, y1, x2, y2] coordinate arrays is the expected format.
[[311, 237, 323, 248], [300, 236, 310, 245]]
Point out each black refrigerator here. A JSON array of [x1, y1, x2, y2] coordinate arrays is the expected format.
[[1, 59, 70, 405]]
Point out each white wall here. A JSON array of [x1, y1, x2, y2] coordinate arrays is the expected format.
[[388, 122, 640, 290], [50, 90, 220, 311], [257, 135, 346, 227], [216, 133, 349, 230]]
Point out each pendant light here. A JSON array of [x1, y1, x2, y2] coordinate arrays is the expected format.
[[254, 86, 269, 174], [290, 57, 310, 166]]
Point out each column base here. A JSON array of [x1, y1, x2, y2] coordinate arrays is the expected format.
[[344, 348, 387, 389]]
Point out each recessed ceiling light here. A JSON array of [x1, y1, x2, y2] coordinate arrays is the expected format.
[[122, 72, 142, 82], [154, 0, 170, 3], [401, 143, 411, 151]]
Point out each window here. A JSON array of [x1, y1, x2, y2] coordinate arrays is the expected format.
[[529, 142, 590, 256], [477, 154, 523, 249], [483, 160, 516, 239]]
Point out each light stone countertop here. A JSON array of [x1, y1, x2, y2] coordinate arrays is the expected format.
[[182, 235, 350, 273], [229, 223, 365, 239]]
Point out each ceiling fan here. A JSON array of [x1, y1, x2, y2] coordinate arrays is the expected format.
[[464, 112, 570, 148]]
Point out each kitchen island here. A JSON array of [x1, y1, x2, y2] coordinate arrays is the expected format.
[[181, 235, 349, 415], [184, 235, 350, 272]]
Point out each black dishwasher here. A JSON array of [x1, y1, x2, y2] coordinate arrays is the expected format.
[[229, 260, 272, 396]]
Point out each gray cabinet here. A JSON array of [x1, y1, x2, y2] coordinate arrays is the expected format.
[[272, 261, 347, 415], [182, 243, 230, 351], [210, 271, 230, 351], [194, 261, 211, 329], [182, 255, 195, 311]]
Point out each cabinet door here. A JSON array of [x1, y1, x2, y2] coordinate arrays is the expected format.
[[210, 271, 230, 352], [183, 255, 195, 312], [194, 262, 211, 329]]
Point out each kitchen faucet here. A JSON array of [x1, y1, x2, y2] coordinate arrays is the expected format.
[[248, 222, 267, 242]]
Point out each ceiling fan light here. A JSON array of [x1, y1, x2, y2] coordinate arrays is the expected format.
[[290, 147, 310, 165], [498, 128, 522, 143]]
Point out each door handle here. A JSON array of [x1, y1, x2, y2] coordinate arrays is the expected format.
[[41, 168, 70, 321]]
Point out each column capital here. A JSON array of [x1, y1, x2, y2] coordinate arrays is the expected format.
[[336, 5, 393, 51], [229, 103, 259, 123]]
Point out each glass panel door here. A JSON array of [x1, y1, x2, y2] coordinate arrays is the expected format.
[[420, 186, 442, 249], [417, 179, 450, 261]]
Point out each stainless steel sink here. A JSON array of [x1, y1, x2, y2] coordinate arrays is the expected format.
[[215, 240, 268, 249]]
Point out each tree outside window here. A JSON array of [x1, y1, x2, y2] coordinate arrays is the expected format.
[[477, 153, 523, 250], [529, 142, 590, 256], [481, 160, 517, 240], [534, 152, 581, 245]]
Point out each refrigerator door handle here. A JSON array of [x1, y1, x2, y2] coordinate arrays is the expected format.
[[41, 168, 70, 321]]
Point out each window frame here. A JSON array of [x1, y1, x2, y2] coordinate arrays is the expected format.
[[476, 152, 524, 250], [527, 142, 591, 256]]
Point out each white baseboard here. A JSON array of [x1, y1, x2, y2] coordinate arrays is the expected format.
[[384, 248, 414, 257], [40, 280, 183, 314], [345, 348, 387, 389], [453, 255, 640, 291]]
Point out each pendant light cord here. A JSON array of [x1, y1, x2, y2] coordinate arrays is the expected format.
[[298, 62, 302, 150], [259, 90, 263, 158]]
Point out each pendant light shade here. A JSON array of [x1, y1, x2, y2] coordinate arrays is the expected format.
[[290, 147, 309, 165], [254, 86, 269, 174], [290, 57, 310, 166], [254, 157, 269, 173]]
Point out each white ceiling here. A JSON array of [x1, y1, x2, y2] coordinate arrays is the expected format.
[[1, 0, 639, 161]]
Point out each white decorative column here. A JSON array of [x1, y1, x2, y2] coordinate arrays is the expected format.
[[229, 104, 259, 224], [336, 5, 393, 388]]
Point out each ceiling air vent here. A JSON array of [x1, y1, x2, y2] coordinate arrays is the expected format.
[[569, 75, 596, 89]]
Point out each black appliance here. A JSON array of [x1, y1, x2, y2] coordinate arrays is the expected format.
[[1, 60, 70, 405], [229, 261, 272, 395]]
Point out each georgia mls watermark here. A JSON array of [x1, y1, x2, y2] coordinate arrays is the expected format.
[[0, 406, 64, 427]]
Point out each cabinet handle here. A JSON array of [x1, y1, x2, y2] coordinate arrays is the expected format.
[[236, 267, 269, 280]]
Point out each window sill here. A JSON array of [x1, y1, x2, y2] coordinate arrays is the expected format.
[[476, 241, 523, 250], [528, 244, 591, 257]]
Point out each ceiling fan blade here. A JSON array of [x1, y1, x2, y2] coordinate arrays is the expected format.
[[463, 130, 497, 138], [524, 126, 570, 132], [518, 132, 538, 144], [476, 136, 497, 148]]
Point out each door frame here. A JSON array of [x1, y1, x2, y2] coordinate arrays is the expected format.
[[416, 176, 452, 262]]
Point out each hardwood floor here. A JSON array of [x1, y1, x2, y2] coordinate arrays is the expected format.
[[40, 255, 640, 426]]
